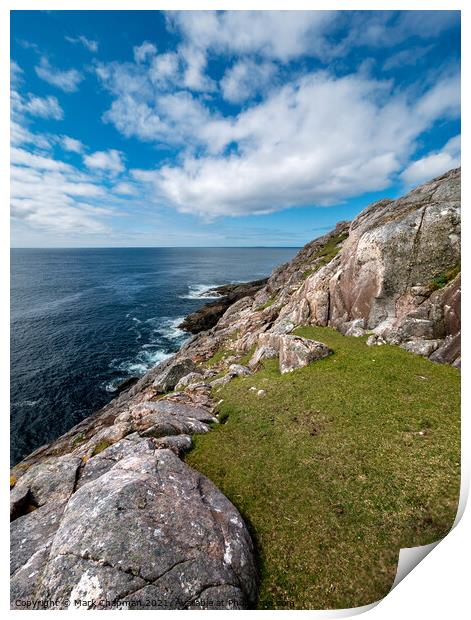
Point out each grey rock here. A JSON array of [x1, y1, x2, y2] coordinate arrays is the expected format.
[[175, 371, 205, 390], [152, 358, 200, 394], [25, 447, 257, 610], [344, 319, 366, 337], [210, 374, 234, 388], [11, 455, 81, 510], [228, 364, 252, 377], [129, 399, 217, 438], [400, 339, 442, 357], [154, 434, 193, 454], [278, 335, 332, 374], [76, 436, 157, 490], [429, 332, 461, 365], [366, 334, 386, 347], [248, 344, 278, 368]]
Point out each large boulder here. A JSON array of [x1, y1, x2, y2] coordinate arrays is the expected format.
[[279, 335, 332, 374], [152, 358, 200, 394], [248, 333, 332, 374], [11, 441, 257, 610], [114, 399, 217, 439]]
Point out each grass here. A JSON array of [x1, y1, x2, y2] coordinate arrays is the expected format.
[[91, 440, 112, 456], [187, 326, 460, 609], [204, 346, 255, 370], [428, 263, 460, 291], [302, 232, 348, 280], [256, 295, 278, 311], [204, 348, 237, 367], [71, 432, 85, 448]]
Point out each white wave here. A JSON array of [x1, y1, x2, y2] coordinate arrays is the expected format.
[[102, 381, 118, 393], [161, 316, 187, 341], [145, 316, 189, 343], [12, 399, 40, 407], [179, 284, 222, 300], [107, 315, 188, 385], [109, 348, 173, 379]]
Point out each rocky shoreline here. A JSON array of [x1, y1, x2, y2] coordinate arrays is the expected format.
[[10, 168, 461, 609], [178, 279, 268, 334]]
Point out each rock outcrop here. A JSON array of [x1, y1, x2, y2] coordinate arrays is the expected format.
[[11, 168, 461, 609], [179, 279, 268, 334], [274, 169, 461, 364], [11, 387, 257, 610]]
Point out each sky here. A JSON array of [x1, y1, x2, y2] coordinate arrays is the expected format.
[[10, 10, 461, 248]]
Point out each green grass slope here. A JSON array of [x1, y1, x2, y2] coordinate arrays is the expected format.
[[186, 326, 460, 609]]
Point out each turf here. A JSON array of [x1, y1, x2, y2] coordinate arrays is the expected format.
[[186, 326, 460, 609]]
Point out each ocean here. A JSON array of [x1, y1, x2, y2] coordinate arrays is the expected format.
[[10, 247, 298, 465]]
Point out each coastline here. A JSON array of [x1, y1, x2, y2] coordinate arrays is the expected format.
[[10, 169, 461, 609]]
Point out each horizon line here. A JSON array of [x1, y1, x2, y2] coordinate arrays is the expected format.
[[10, 245, 303, 250]]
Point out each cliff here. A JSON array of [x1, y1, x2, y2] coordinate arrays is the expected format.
[[10, 169, 461, 609]]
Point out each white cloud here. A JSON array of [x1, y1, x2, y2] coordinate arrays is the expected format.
[[179, 45, 215, 92], [95, 61, 153, 98], [400, 135, 461, 186], [65, 35, 99, 52], [11, 146, 71, 171], [331, 10, 459, 54], [35, 57, 83, 92], [10, 120, 51, 149], [130, 70, 460, 218], [169, 11, 336, 61], [11, 144, 114, 234], [415, 73, 461, 122], [113, 181, 137, 196], [62, 136, 84, 153], [11, 88, 64, 121], [221, 59, 277, 103], [22, 95, 63, 120], [147, 52, 179, 90], [11, 60, 23, 85], [84, 149, 125, 174], [383, 45, 433, 71], [101, 84, 212, 146], [133, 41, 157, 63]]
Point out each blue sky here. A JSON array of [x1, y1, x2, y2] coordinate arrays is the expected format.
[[11, 10, 460, 247]]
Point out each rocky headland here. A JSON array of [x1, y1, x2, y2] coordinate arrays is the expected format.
[[178, 279, 268, 334], [10, 168, 461, 609]]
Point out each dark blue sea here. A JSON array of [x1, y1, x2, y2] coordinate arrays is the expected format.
[[10, 247, 297, 465]]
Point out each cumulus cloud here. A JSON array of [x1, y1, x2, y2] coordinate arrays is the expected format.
[[221, 60, 277, 103], [11, 145, 112, 233], [169, 11, 336, 61], [62, 136, 84, 153], [11, 120, 51, 149], [149, 52, 180, 87], [21, 95, 63, 120], [129, 70, 460, 218], [179, 45, 215, 92], [400, 135, 461, 186], [35, 57, 83, 92], [133, 41, 157, 63], [65, 35, 99, 52], [113, 181, 137, 196], [95, 60, 153, 98], [11, 146, 71, 171], [84, 149, 125, 174]]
